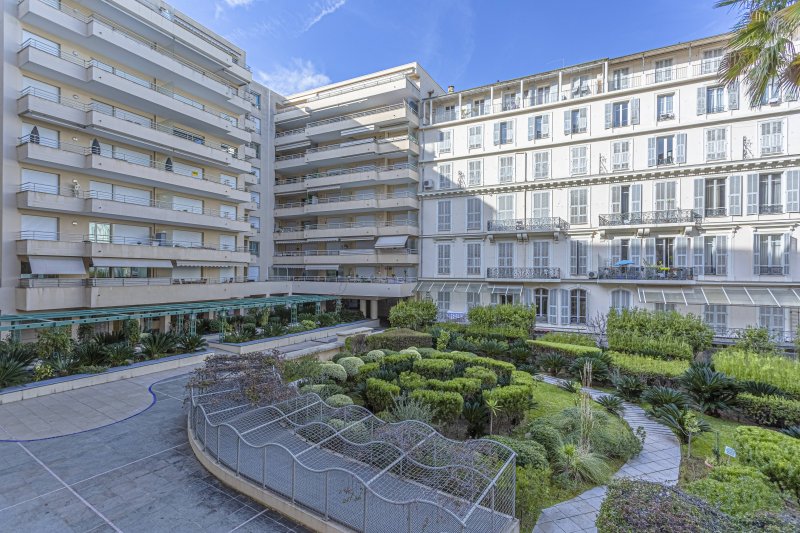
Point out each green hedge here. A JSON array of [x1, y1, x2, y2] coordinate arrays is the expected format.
[[337, 357, 364, 377], [366, 328, 433, 351], [511, 370, 536, 391], [365, 378, 400, 412], [436, 322, 529, 342], [537, 332, 597, 347], [484, 385, 532, 421], [412, 358, 455, 380], [398, 371, 427, 391], [410, 389, 463, 424], [357, 362, 381, 381], [467, 304, 536, 332], [466, 357, 516, 382], [607, 332, 693, 360], [528, 340, 602, 359], [714, 349, 800, 399], [735, 426, 800, 500], [381, 352, 420, 374], [425, 377, 482, 397], [684, 465, 783, 518], [325, 394, 354, 408], [606, 308, 713, 355], [609, 352, 690, 385], [737, 393, 800, 428], [485, 435, 548, 469], [463, 366, 498, 388]]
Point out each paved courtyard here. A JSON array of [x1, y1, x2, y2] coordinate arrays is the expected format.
[[0, 369, 310, 533]]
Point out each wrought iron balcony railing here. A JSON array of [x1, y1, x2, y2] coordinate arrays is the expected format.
[[598, 209, 700, 226], [487, 217, 570, 232], [704, 207, 727, 218], [757, 265, 785, 275], [759, 204, 783, 215], [598, 266, 694, 281], [486, 267, 561, 280]]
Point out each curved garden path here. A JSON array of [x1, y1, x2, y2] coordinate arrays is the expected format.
[[532, 376, 681, 533]]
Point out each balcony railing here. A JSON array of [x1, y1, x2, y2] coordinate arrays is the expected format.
[[694, 265, 727, 276], [695, 60, 723, 76], [276, 190, 416, 209], [714, 327, 796, 344], [645, 66, 688, 85], [598, 266, 694, 281], [275, 162, 417, 186], [271, 275, 417, 284], [759, 204, 783, 215], [704, 207, 727, 218], [277, 73, 415, 112], [274, 249, 418, 257], [756, 265, 785, 275], [486, 267, 561, 280], [487, 217, 570, 232], [598, 209, 700, 226], [16, 231, 249, 252], [19, 276, 255, 288]]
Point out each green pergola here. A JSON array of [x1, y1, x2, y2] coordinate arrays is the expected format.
[[0, 295, 341, 340]]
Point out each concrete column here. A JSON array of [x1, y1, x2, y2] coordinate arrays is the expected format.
[[369, 300, 378, 320], [162, 316, 171, 333], [359, 299, 367, 317]]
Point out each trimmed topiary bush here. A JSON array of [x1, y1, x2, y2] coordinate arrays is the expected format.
[[529, 340, 602, 359], [466, 357, 516, 383], [412, 358, 455, 380], [388, 299, 438, 330], [410, 389, 463, 424], [365, 378, 400, 412], [606, 308, 713, 356], [299, 383, 345, 398], [484, 385, 533, 423], [511, 370, 536, 391], [381, 352, 420, 374], [357, 362, 381, 381], [366, 328, 433, 351], [609, 352, 690, 385], [361, 350, 386, 363], [398, 371, 427, 391], [325, 394, 354, 408], [425, 377, 482, 398], [607, 332, 693, 360], [319, 362, 348, 382], [464, 365, 498, 388], [338, 357, 364, 377], [737, 393, 800, 428]]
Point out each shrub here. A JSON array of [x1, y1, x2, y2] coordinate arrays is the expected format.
[[511, 370, 536, 391], [606, 308, 713, 355], [123, 319, 142, 344], [596, 395, 625, 416], [782, 426, 800, 439], [344, 333, 367, 355], [484, 385, 532, 423], [555, 443, 610, 486], [612, 374, 645, 401], [463, 366, 498, 388], [485, 436, 548, 469], [477, 338, 510, 359], [679, 364, 739, 415], [365, 378, 400, 412], [571, 356, 610, 383], [384, 395, 434, 424], [515, 466, 552, 531], [0, 356, 28, 388], [74, 365, 108, 375], [526, 419, 565, 464], [300, 383, 345, 398], [141, 333, 177, 358], [685, 465, 783, 518], [735, 426, 800, 500], [398, 371, 427, 391], [609, 352, 690, 385], [105, 343, 134, 366], [410, 389, 463, 424], [538, 332, 597, 347], [366, 328, 433, 351], [388, 300, 438, 330], [714, 349, 800, 399], [641, 386, 691, 409], [325, 394, 354, 408], [360, 350, 385, 363], [178, 334, 208, 352], [338, 357, 364, 378], [740, 380, 784, 397], [529, 340, 602, 359], [536, 352, 568, 375], [648, 404, 711, 444], [381, 352, 420, 374], [413, 358, 455, 380], [426, 377, 482, 398], [466, 357, 516, 383], [36, 326, 73, 359], [607, 332, 693, 360], [357, 362, 381, 381], [735, 326, 779, 355], [72, 341, 107, 367], [738, 393, 800, 428], [0, 342, 37, 366], [463, 400, 489, 437], [319, 362, 348, 382], [467, 304, 536, 333]]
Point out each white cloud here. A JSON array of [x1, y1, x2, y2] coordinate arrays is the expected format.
[[224, 0, 253, 6], [304, 0, 346, 32], [257, 59, 331, 96]]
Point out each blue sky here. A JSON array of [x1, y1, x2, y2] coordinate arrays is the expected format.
[[169, 0, 741, 96]]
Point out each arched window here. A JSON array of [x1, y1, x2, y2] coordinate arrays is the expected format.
[[610, 289, 631, 312], [534, 288, 549, 321], [91, 138, 101, 155], [165, 157, 173, 172], [570, 289, 588, 324], [29, 126, 40, 144]]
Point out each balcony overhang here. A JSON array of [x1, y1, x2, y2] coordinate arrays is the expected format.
[[638, 286, 800, 308]]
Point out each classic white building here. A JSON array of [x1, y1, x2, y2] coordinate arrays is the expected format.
[[416, 34, 800, 340]]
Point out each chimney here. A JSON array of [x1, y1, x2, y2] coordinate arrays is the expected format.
[[447, 85, 454, 93]]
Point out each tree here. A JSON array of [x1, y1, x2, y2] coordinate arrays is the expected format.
[[388, 299, 438, 330], [486, 397, 502, 434], [717, 1, 800, 107]]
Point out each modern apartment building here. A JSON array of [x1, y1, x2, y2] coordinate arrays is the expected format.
[[417, 34, 800, 341], [1, 0, 270, 320], [270, 65, 442, 319]]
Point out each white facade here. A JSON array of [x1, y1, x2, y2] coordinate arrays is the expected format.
[[417, 34, 800, 339]]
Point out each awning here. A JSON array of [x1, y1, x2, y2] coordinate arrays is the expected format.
[[29, 256, 86, 275], [374, 235, 408, 249], [453, 282, 486, 294], [305, 265, 339, 271], [276, 239, 306, 244], [306, 238, 340, 243], [490, 285, 523, 295], [638, 286, 800, 308], [92, 258, 173, 268], [175, 261, 240, 268], [414, 281, 486, 294]]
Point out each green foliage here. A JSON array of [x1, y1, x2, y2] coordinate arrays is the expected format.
[[122, 319, 141, 344], [397, 371, 427, 391], [555, 443, 611, 486], [435, 329, 451, 351], [426, 377, 482, 398], [486, 435, 548, 469], [0, 357, 28, 388], [178, 334, 208, 352], [679, 364, 739, 415], [325, 394, 354, 408], [614, 374, 645, 401], [781, 426, 800, 439], [526, 419, 565, 465], [74, 365, 108, 375], [365, 328, 433, 351], [465, 357, 516, 383], [388, 299, 438, 330], [141, 332, 178, 358], [735, 425, 800, 500], [47, 351, 78, 376], [515, 466, 552, 532], [483, 385, 533, 423], [557, 380, 580, 394], [529, 340, 602, 359], [570, 356, 610, 382], [344, 333, 367, 354], [435, 322, 530, 342], [740, 380, 784, 397], [734, 326, 779, 355], [648, 403, 711, 444], [300, 383, 345, 399], [714, 348, 800, 398], [536, 352, 568, 375], [596, 395, 625, 416], [477, 338, 509, 358], [538, 332, 597, 347], [607, 332, 693, 360], [36, 326, 73, 358], [33, 361, 54, 381], [412, 358, 454, 380], [540, 407, 641, 462], [462, 400, 489, 437], [384, 395, 434, 424], [72, 341, 108, 367], [284, 356, 322, 383], [511, 370, 536, 391], [337, 357, 364, 377], [319, 362, 348, 382], [463, 365, 498, 388], [104, 343, 134, 366], [737, 393, 800, 428], [409, 389, 463, 424], [357, 362, 381, 381], [365, 378, 400, 412], [467, 304, 536, 333], [360, 350, 385, 363], [641, 386, 692, 409], [0, 342, 37, 366], [381, 352, 420, 374], [609, 352, 690, 384], [607, 308, 713, 356], [685, 465, 783, 518]]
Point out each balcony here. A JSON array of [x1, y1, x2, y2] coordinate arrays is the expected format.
[[17, 39, 248, 143], [486, 267, 561, 280], [275, 163, 418, 194], [304, 102, 418, 141], [273, 249, 419, 266], [16, 137, 250, 202], [274, 127, 308, 148], [18, 89, 249, 173], [759, 204, 783, 215], [304, 135, 419, 166], [275, 191, 419, 217], [487, 217, 570, 234], [756, 265, 785, 276], [704, 207, 727, 218], [598, 266, 694, 281], [271, 276, 417, 298], [598, 209, 700, 227]]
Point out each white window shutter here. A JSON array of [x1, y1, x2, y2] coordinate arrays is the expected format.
[[631, 184, 642, 213], [697, 87, 706, 115], [528, 116, 534, 141], [728, 175, 742, 215], [631, 238, 641, 264], [716, 236, 728, 275], [610, 185, 621, 214], [694, 178, 705, 214], [753, 234, 760, 274], [786, 169, 800, 212], [570, 240, 578, 275], [493, 123, 501, 145], [746, 173, 759, 214], [507, 120, 514, 144], [675, 236, 689, 267], [548, 290, 558, 324], [644, 237, 656, 264], [559, 289, 569, 325], [631, 98, 640, 125], [676, 133, 687, 164], [647, 137, 656, 167], [542, 114, 550, 137], [693, 236, 704, 272], [611, 239, 622, 263], [549, 84, 558, 102], [728, 81, 740, 110], [604, 103, 612, 129], [783, 233, 792, 275], [578, 108, 587, 131], [563, 110, 571, 135]]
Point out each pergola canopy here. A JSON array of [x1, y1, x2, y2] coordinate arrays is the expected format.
[[638, 286, 800, 307]]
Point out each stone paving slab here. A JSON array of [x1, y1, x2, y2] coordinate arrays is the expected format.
[[532, 376, 681, 533]]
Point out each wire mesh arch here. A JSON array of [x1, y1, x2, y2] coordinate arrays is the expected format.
[[189, 385, 517, 532]]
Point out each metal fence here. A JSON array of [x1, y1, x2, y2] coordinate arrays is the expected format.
[[189, 388, 517, 533]]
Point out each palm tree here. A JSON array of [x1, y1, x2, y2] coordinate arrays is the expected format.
[[717, 0, 800, 106]]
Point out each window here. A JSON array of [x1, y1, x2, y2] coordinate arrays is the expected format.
[[249, 142, 261, 159], [759, 306, 784, 333], [655, 135, 674, 165], [704, 305, 728, 333], [250, 191, 261, 207], [251, 116, 261, 133], [570, 76, 590, 98], [437, 243, 451, 275], [437, 291, 451, 311], [468, 125, 483, 149], [654, 237, 675, 267], [466, 198, 482, 230], [471, 99, 489, 117], [755, 234, 786, 275], [706, 86, 725, 113], [532, 191, 550, 219], [654, 303, 676, 312], [706, 128, 727, 161], [438, 164, 452, 190], [657, 94, 675, 120], [610, 68, 629, 91], [438, 130, 452, 154], [570, 146, 588, 175], [654, 58, 673, 83], [612, 141, 630, 171], [760, 121, 783, 155], [466, 291, 481, 310], [655, 181, 677, 211], [762, 78, 781, 104], [466, 242, 482, 275], [759, 173, 782, 213], [611, 289, 631, 311], [493, 120, 514, 145], [570, 240, 589, 275], [437, 200, 451, 232], [502, 92, 519, 111], [88, 222, 111, 243], [610, 184, 640, 216], [497, 242, 514, 277], [702, 48, 723, 74], [612, 101, 629, 127], [250, 216, 261, 232], [497, 194, 515, 220], [570, 289, 588, 324], [498, 156, 514, 183], [569, 188, 588, 224], [699, 235, 728, 275], [532, 241, 550, 268], [534, 289, 549, 321], [533, 151, 550, 179], [467, 160, 482, 187], [704, 178, 727, 217], [565, 108, 588, 134], [249, 241, 260, 256]]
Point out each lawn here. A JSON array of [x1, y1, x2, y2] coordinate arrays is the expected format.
[[679, 412, 751, 484]]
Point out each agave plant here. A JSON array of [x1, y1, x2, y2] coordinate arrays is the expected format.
[[463, 400, 489, 438], [0, 341, 37, 366], [537, 353, 568, 376], [178, 334, 209, 353], [0, 356, 28, 388], [596, 394, 625, 416], [614, 374, 645, 402], [141, 333, 178, 359], [641, 386, 692, 409], [92, 331, 126, 346], [648, 403, 711, 444], [48, 351, 78, 376], [679, 364, 739, 415]]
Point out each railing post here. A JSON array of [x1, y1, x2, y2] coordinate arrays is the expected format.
[[236, 439, 241, 476], [291, 461, 296, 502], [262, 447, 267, 487]]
